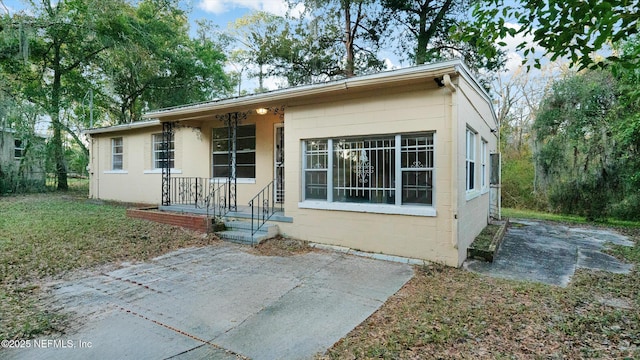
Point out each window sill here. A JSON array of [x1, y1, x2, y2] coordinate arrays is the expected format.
[[481, 187, 490, 195], [465, 190, 481, 201], [144, 169, 183, 174], [104, 170, 128, 174], [298, 201, 436, 217]]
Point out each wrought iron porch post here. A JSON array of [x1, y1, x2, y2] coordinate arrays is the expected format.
[[161, 121, 174, 206], [227, 113, 238, 212]]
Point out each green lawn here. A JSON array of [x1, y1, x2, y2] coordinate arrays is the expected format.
[[0, 190, 216, 341], [503, 207, 640, 228], [1, 194, 639, 358]]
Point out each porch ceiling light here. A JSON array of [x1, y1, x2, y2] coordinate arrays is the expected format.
[[256, 108, 268, 115]]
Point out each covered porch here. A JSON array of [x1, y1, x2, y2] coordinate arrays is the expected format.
[[155, 106, 288, 239]]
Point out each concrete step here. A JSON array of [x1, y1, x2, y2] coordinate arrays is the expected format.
[[215, 229, 269, 246], [223, 220, 278, 236], [215, 220, 279, 245]]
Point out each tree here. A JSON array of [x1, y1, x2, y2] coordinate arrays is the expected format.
[[383, 0, 504, 71], [0, 0, 127, 190], [534, 71, 619, 219], [228, 11, 284, 92], [288, 0, 388, 78], [471, 0, 640, 69], [97, 1, 230, 124]]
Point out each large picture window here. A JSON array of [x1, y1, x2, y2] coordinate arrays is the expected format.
[[212, 124, 256, 179], [302, 133, 434, 207], [152, 133, 174, 169], [111, 137, 123, 170]]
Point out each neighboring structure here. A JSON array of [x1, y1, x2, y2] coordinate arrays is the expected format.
[[86, 59, 500, 267], [0, 128, 46, 192]]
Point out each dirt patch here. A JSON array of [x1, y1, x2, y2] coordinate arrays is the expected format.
[[251, 236, 317, 257]]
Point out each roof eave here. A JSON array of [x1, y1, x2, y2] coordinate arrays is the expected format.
[[143, 59, 464, 121]]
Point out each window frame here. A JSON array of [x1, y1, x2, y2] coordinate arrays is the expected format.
[[211, 124, 256, 181], [466, 128, 477, 193], [14, 139, 24, 160], [481, 138, 488, 191], [111, 137, 123, 170], [152, 132, 175, 170], [299, 132, 436, 217]]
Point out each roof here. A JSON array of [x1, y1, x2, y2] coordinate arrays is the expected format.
[[86, 59, 497, 134], [84, 120, 160, 135]]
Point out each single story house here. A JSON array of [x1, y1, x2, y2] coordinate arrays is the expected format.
[[85, 59, 500, 267], [0, 128, 46, 192]]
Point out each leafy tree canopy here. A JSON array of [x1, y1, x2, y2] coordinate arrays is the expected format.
[[470, 0, 639, 69]]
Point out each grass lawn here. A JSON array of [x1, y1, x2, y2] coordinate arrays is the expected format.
[[0, 187, 217, 341], [2, 192, 639, 358], [321, 212, 640, 359]]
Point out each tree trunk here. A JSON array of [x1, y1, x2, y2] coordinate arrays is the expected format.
[[51, 41, 68, 190], [344, 1, 355, 77]]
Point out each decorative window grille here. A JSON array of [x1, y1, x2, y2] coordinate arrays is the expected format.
[[153, 133, 174, 169], [401, 135, 434, 205], [333, 137, 395, 204], [212, 124, 256, 179], [466, 128, 476, 191], [303, 140, 328, 200], [303, 133, 434, 206], [111, 137, 123, 170]]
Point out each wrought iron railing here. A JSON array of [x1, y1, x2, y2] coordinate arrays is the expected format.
[[248, 179, 283, 236], [170, 177, 229, 217]]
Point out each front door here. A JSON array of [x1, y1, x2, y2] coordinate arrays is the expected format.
[[274, 124, 284, 203]]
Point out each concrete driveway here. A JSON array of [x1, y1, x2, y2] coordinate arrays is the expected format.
[[465, 219, 635, 286], [4, 243, 413, 360]]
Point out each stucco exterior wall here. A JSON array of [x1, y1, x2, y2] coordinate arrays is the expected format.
[[279, 82, 460, 266], [87, 63, 498, 267], [89, 114, 284, 205], [454, 77, 499, 265], [199, 114, 283, 205]]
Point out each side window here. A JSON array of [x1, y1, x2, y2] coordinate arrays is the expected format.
[[111, 137, 123, 170], [466, 128, 476, 191], [14, 139, 25, 159], [152, 133, 174, 169]]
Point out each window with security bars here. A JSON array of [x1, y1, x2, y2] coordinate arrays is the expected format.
[[212, 124, 256, 179], [303, 140, 328, 200], [111, 137, 123, 170], [333, 137, 396, 204], [401, 135, 434, 205], [303, 133, 434, 206], [152, 133, 174, 169]]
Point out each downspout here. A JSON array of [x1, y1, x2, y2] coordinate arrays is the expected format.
[[444, 74, 459, 257]]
